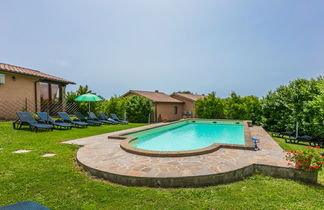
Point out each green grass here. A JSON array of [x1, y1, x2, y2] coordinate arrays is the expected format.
[[0, 122, 323, 210]]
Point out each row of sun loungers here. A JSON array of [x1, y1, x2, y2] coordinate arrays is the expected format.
[[272, 131, 323, 146], [13, 112, 128, 132]]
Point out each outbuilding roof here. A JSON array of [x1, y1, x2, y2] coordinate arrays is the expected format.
[[0, 63, 75, 84], [123, 90, 184, 103], [171, 93, 205, 102]]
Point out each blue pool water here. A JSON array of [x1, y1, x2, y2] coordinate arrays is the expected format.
[[126, 121, 244, 151]]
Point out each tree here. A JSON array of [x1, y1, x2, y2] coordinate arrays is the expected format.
[[65, 85, 102, 114], [66, 85, 93, 103], [260, 76, 323, 136]]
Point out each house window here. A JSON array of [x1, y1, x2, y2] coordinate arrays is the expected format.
[[174, 106, 178, 115], [40, 82, 49, 103], [40, 82, 62, 104], [51, 84, 60, 103]]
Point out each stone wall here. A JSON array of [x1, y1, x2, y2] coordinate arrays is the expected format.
[[79, 161, 318, 188]]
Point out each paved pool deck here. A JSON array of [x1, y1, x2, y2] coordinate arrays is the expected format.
[[63, 124, 314, 187]]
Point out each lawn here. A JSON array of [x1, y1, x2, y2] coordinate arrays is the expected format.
[[0, 122, 323, 210]]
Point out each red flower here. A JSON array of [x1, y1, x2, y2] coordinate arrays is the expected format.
[[287, 163, 291, 165], [313, 166, 319, 169], [299, 152, 303, 155], [306, 146, 311, 148], [315, 146, 320, 149]]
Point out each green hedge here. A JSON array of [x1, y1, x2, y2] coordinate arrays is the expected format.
[[195, 92, 225, 119], [195, 76, 323, 136], [195, 92, 261, 123]]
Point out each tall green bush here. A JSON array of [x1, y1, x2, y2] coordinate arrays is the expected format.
[[224, 92, 261, 123], [96, 96, 126, 118], [223, 92, 246, 120], [195, 92, 225, 119], [125, 95, 153, 123]]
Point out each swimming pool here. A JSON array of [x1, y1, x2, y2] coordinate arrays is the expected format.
[[125, 120, 245, 152]]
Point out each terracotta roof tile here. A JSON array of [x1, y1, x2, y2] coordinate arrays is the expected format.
[[0, 63, 75, 84], [171, 93, 205, 101], [124, 90, 184, 103]]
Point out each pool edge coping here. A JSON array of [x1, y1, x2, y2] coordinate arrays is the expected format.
[[109, 119, 255, 157]]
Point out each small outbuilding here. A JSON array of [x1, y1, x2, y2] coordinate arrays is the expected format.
[[0, 63, 75, 120], [170, 92, 205, 118], [123, 90, 205, 122]]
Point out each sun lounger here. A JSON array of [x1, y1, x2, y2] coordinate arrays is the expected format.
[[57, 112, 88, 128], [74, 112, 101, 126], [98, 113, 119, 124], [87, 112, 115, 124], [110, 113, 128, 124], [13, 112, 53, 132], [284, 132, 324, 146], [36, 112, 72, 130], [272, 131, 295, 138], [0, 201, 49, 210]]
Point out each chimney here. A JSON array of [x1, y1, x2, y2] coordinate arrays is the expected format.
[[155, 90, 159, 93]]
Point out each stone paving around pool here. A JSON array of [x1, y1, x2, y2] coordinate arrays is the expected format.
[[64, 124, 316, 187]]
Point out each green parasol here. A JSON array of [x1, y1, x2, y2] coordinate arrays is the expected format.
[[74, 93, 103, 112]]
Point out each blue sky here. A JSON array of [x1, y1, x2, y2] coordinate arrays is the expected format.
[[1, 0, 323, 98]]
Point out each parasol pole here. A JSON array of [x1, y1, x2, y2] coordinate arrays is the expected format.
[[296, 121, 298, 138]]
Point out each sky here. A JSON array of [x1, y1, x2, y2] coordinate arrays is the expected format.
[[1, 0, 323, 99]]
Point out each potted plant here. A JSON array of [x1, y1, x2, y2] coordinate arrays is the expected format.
[[162, 117, 168, 122]]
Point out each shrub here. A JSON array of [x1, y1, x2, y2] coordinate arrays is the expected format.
[[125, 95, 153, 123], [286, 146, 324, 172], [224, 92, 261, 123], [96, 96, 126, 118], [195, 92, 225, 119], [224, 92, 246, 120]]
